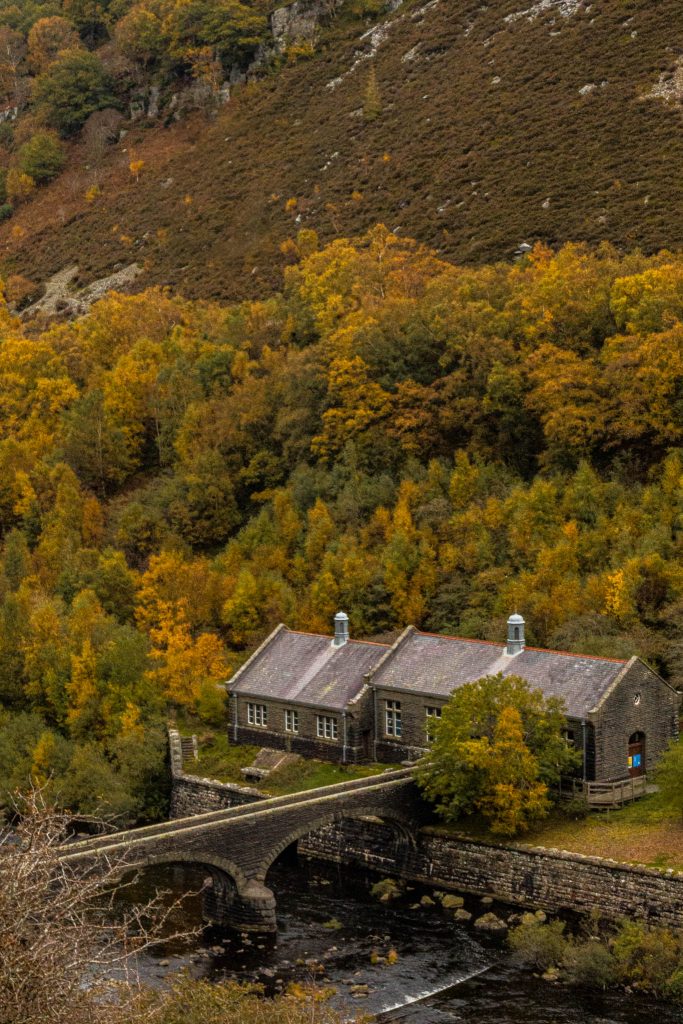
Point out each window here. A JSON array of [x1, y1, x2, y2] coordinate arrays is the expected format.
[[563, 729, 575, 748], [316, 715, 338, 740], [425, 705, 442, 741], [285, 709, 299, 734], [247, 702, 268, 727], [385, 700, 402, 738]]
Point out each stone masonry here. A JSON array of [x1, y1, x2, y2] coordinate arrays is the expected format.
[[61, 767, 422, 932], [299, 818, 683, 929]]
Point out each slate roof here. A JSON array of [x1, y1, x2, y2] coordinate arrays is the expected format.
[[369, 629, 627, 718], [229, 627, 389, 711]]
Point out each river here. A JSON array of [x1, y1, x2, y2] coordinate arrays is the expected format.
[[117, 852, 681, 1024]]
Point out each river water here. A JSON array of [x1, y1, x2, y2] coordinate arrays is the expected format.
[[120, 853, 681, 1024]]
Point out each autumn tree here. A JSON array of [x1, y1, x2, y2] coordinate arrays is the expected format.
[[0, 26, 27, 107], [363, 65, 382, 121], [27, 16, 81, 73], [418, 674, 580, 835]]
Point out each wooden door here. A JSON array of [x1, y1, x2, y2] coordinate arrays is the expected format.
[[628, 732, 645, 777]]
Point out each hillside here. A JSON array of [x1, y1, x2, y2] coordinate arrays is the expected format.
[[3, 0, 683, 304], [0, 229, 680, 820]]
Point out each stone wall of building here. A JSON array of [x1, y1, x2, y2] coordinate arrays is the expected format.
[[299, 818, 683, 929], [229, 694, 368, 763], [593, 659, 680, 781]]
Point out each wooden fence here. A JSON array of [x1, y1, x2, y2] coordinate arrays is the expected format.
[[558, 775, 647, 808]]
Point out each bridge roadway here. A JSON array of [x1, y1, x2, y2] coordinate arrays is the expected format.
[[60, 767, 423, 931]]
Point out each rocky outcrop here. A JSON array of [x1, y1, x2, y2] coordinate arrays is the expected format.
[[270, 0, 345, 52], [22, 264, 143, 321]]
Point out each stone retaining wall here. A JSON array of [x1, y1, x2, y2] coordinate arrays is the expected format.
[[168, 728, 264, 818], [170, 774, 263, 818], [167, 731, 683, 928], [299, 818, 683, 929]]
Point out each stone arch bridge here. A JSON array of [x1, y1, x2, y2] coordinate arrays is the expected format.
[[60, 768, 423, 932]]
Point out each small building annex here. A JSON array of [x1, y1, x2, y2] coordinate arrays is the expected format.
[[226, 612, 680, 783]]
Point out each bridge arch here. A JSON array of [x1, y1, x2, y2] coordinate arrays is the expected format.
[[117, 850, 249, 892], [255, 803, 416, 884]]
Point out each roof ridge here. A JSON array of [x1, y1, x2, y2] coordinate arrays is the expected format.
[[413, 629, 626, 664], [285, 627, 390, 648], [524, 644, 627, 664]]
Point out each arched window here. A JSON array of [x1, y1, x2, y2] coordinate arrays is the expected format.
[[514, 626, 520, 640]]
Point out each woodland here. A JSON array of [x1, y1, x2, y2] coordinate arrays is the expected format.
[[0, 228, 681, 822]]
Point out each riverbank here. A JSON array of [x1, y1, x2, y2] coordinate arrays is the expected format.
[[116, 855, 682, 1024]]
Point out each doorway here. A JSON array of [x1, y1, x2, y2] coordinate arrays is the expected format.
[[628, 732, 645, 777]]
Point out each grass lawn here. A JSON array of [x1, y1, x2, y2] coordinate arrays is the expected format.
[[189, 731, 385, 797], [436, 792, 683, 873]]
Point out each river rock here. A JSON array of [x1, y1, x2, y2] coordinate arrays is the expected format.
[[441, 894, 465, 909], [542, 967, 560, 982], [535, 910, 547, 922], [157, 959, 170, 967], [454, 909, 472, 922], [420, 895, 435, 907], [473, 912, 507, 936], [371, 878, 402, 902], [480, 896, 494, 906]]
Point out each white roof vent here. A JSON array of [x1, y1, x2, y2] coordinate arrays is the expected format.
[[333, 611, 349, 648], [506, 613, 525, 656]]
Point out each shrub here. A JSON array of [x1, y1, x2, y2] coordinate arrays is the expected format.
[[655, 738, 683, 818], [562, 938, 617, 989], [196, 678, 226, 726], [611, 919, 682, 994], [508, 918, 569, 970], [0, 203, 12, 221], [18, 131, 66, 184], [6, 168, 34, 203]]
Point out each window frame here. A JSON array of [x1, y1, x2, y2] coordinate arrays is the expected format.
[[316, 714, 338, 740], [385, 699, 402, 738], [284, 708, 299, 734], [425, 705, 442, 741], [247, 702, 268, 727]]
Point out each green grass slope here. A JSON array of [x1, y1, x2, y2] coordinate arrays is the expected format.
[[4, 0, 683, 301]]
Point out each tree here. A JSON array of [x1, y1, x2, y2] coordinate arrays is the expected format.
[[655, 739, 683, 818], [18, 131, 66, 184], [27, 16, 81, 73], [363, 65, 382, 121], [417, 674, 579, 835], [0, 792, 345, 1024], [162, 0, 267, 70], [115, 5, 167, 68], [0, 26, 27, 107], [6, 167, 34, 203], [32, 49, 116, 137], [0, 789, 190, 1024]]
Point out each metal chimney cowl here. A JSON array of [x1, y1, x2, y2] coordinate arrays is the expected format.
[[506, 612, 525, 656], [333, 611, 349, 647]]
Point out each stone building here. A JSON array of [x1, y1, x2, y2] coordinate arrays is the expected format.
[[228, 614, 385, 761], [226, 612, 679, 781]]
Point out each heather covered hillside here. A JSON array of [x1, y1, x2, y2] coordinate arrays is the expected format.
[[0, 231, 680, 818], [2, 0, 683, 303]]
